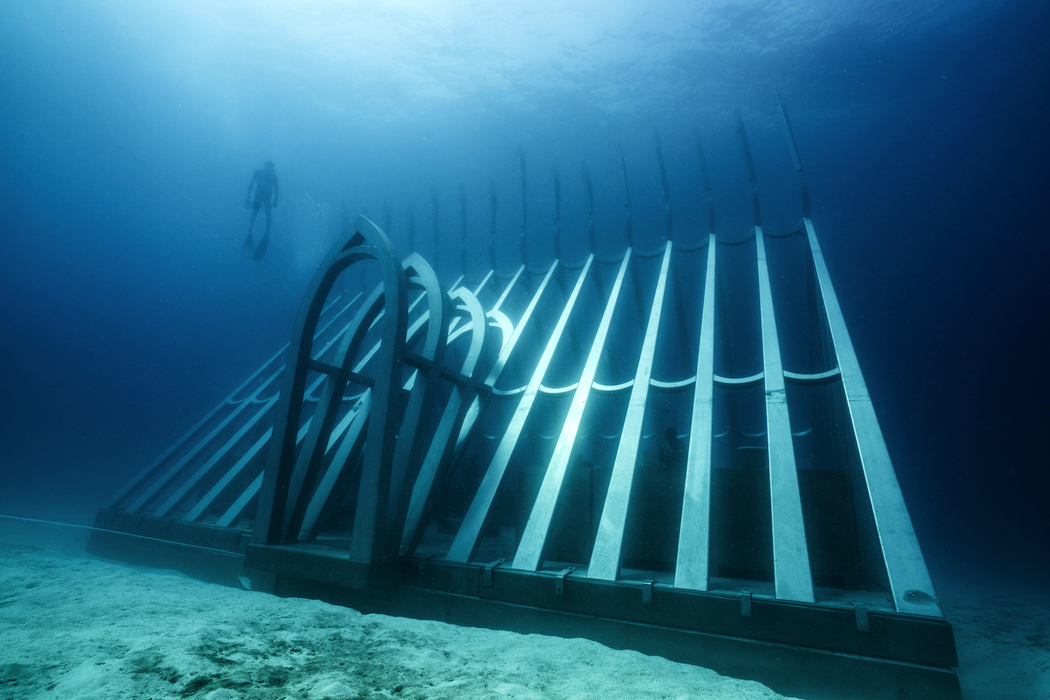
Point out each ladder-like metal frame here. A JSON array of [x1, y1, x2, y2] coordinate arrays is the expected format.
[[88, 102, 961, 699], [99, 218, 939, 618], [94, 111, 947, 662]]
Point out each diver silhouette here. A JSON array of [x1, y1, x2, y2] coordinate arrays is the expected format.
[[243, 160, 279, 261]]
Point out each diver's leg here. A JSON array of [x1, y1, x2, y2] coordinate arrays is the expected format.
[[249, 201, 261, 233], [263, 201, 272, 236]]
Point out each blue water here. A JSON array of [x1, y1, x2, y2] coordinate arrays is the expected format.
[[1, 0, 1047, 596]]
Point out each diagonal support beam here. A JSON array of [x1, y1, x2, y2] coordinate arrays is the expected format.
[[513, 250, 633, 571], [805, 219, 939, 616], [756, 226, 814, 603], [675, 235, 718, 589], [589, 242, 673, 581], [447, 255, 595, 563]]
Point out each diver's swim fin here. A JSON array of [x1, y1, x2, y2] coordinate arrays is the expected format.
[[253, 232, 269, 261], [242, 232, 254, 258]]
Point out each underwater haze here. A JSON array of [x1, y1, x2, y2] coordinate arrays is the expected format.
[[1, 0, 1048, 603]]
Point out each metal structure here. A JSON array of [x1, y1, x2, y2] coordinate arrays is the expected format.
[[89, 106, 959, 700]]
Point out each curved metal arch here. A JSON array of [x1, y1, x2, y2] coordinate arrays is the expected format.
[[253, 216, 407, 553], [387, 253, 450, 537], [291, 255, 451, 549], [293, 256, 450, 545], [283, 282, 387, 541], [399, 285, 490, 554]]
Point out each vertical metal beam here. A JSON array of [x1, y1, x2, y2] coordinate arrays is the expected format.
[[581, 162, 596, 253], [756, 227, 815, 603], [804, 219, 940, 617], [735, 109, 762, 227], [513, 251, 633, 571], [675, 235, 717, 589], [654, 130, 673, 239], [775, 86, 804, 173], [234, 262, 422, 537], [654, 130, 670, 200], [692, 127, 716, 234], [616, 142, 631, 208], [775, 87, 810, 217], [447, 255, 595, 563], [589, 242, 673, 580], [734, 109, 758, 184], [693, 127, 713, 194], [617, 142, 633, 246]]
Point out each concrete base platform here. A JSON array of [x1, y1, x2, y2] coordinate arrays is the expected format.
[[87, 510, 960, 700]]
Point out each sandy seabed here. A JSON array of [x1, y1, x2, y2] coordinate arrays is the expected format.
[[0, 543, 795, 700], [0, 539, 1046, 700]]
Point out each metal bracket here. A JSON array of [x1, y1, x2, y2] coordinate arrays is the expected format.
[[740, 589, 753, 618], [641, 580, 654, 605], [554, 567, 576, 595], [417, 554, 436, 575], [483, 559, 505, 587], [853, 602, 870, 633], [307, 358, 341, 376]]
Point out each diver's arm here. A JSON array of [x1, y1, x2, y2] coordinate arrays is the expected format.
[[245, 171, 258, 201], [273, 176, 279, 207]]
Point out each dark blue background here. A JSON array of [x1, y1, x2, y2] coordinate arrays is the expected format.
[[1, 0, 1047, 592]]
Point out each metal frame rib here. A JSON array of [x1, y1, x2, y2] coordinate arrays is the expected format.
[[675, 235, 717, 590], [756, 225, 815, 603], [804, 218, 938, 616], [447, 255, 595, 563], [589, 241, 673, 581], [513, 250, 633, 571]]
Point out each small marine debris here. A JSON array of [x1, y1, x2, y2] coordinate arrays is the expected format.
[[903, 589, 941, 607], [237, 575, 253, 591]]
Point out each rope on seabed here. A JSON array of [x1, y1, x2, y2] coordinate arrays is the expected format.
[[0, 514, 244, 557]]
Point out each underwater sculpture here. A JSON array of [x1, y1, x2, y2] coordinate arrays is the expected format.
[[91, 106, 960, 700]]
